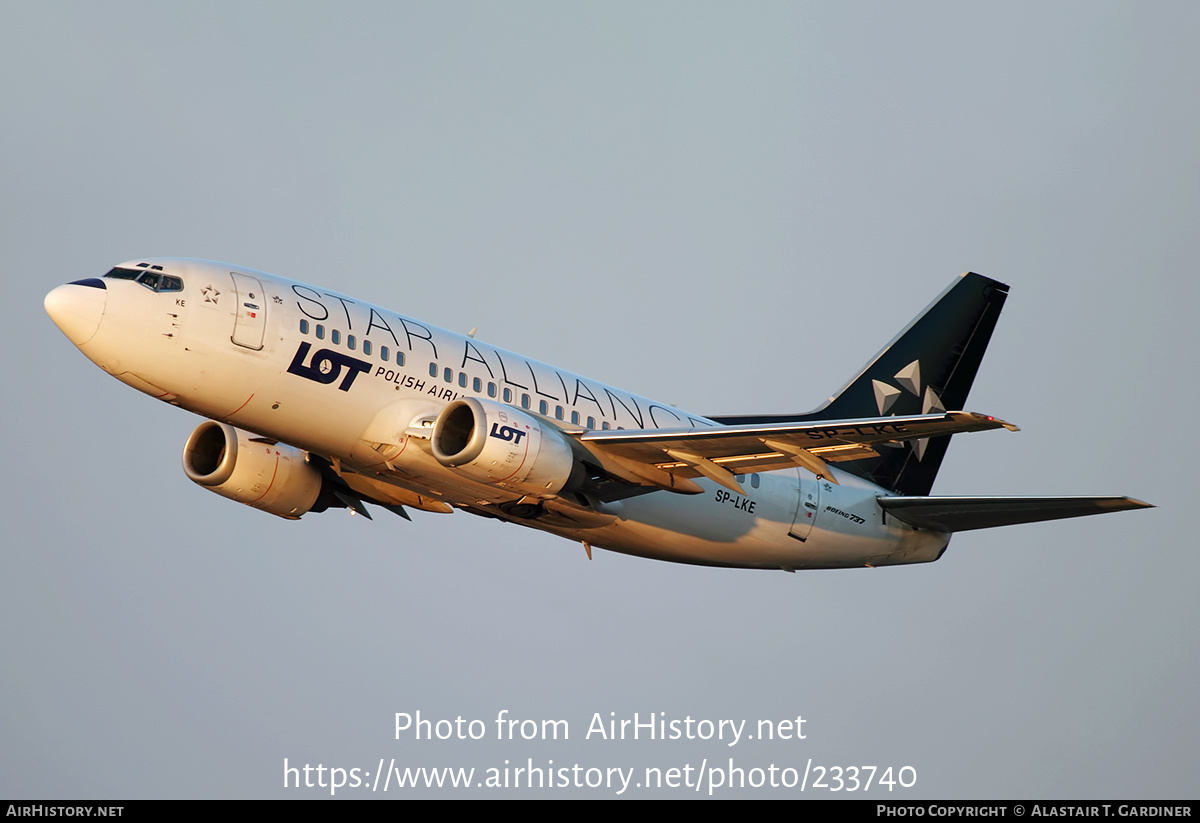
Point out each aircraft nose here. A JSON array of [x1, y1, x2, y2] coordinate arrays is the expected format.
[[45, 278, 107, 346]]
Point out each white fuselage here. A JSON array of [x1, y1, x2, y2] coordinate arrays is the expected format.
[[49, 259, 950, 570]]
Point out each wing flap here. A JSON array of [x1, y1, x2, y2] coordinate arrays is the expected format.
[[575, 411, 1014, 492], [878, 496, 1154, 532]]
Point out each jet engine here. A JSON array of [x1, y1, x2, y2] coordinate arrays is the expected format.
[[430, 398, 577, 497], [182, 421, 325, 519]]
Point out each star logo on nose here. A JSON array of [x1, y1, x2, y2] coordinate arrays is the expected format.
[[202, 285, 220, 304]]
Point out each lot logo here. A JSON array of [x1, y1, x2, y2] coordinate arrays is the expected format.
[[287, 342, 371, 391], [489, 423, 526, 445]]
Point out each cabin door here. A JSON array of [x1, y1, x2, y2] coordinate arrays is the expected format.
[[788, 470, 821, 542], [229, 272, 266, 350]]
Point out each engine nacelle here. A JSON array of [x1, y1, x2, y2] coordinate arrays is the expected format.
[[430, 398, 576, 498], [182, 421, 323, 519]]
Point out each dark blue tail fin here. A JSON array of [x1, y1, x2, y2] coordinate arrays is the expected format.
[[711, 273, 1009, 495]]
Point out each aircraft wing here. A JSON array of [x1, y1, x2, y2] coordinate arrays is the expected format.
[[575, 411, 1015, 494], [877, 495, 1154, 531]]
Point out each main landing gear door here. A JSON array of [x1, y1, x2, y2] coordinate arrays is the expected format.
[[788, 469, 821, 542], [229, 272, 266, 351]]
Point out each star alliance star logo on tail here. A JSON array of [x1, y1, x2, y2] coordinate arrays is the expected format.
[[871, 359, 944, 460]]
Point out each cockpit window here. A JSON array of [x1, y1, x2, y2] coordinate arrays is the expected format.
[[103, 268, 183, 293]]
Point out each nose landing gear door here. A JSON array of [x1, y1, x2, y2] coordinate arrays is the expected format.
[[229, 272, 266, 351]]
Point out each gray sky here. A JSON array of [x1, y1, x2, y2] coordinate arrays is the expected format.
[[2, 1, 1196, 798]]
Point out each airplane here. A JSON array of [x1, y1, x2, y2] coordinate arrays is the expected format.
[[43, 260, 1151, 571]]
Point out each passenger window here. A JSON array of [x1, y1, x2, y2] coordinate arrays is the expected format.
[[555, 406, 564, 420], [380, 345, 389, 361], [331, 329, 341, 345], [503, 388, 512, 403], [362, 340, 372, 356], [458, 372, 467, 388], [571, 411, 580, 425], [429, 363, 437, 378], [488, 382, 497, 397], [539, 400, 548, 415], [347, 334, 356, 350], [587, 416, 595, 429], [473, 377, 482, 392], [443, 367, 452, 383], [316, 325, 325, 340], [601, 421, 610, 430], [521, 394, 531, 410], [299, 319, 309, 334], [397, 352, 405, 366]]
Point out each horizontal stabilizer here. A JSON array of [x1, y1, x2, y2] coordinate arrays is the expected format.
[[878, 496, 1153, 532]]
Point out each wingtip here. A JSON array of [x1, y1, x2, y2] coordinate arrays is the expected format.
[[961, 411, 1019, 431]]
